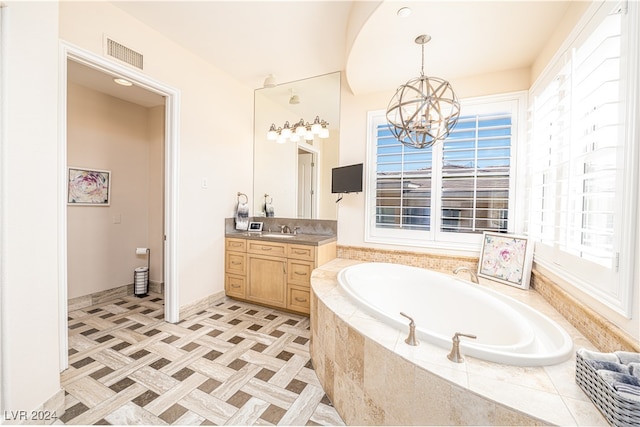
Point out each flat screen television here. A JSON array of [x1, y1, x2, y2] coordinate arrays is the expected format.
[[331, 163, 363, 194]]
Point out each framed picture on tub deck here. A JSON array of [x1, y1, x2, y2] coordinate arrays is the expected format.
[[67, 167, 111, 206], [477, 231, 533, 289]]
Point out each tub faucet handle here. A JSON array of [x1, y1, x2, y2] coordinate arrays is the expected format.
[[400, 312, 419, 346], [447, 332, 477, 363]]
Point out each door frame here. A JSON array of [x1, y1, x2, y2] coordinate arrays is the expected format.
[[296, 143, 320, 219], [58, 41, 181, 371]]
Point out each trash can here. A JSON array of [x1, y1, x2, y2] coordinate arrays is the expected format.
[[134, 266, 149, 297]]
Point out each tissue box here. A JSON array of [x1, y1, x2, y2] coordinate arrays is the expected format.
[[576, 351, 640, 427]]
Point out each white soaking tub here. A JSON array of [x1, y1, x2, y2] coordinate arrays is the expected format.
[[337, 262, 573, 366]]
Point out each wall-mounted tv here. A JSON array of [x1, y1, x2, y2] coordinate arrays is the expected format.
[[331, 163, 363, 194]]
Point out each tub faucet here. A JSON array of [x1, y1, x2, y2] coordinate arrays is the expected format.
[[453, 266, 479, 284], [447, 332, 477, 363], [399, 312, 419, 346]]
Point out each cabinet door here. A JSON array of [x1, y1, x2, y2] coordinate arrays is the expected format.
[[287, 244, 315, 261], [247, 254, 287, 308], [288, 285, 310, 314], [225, 273, 246, 299], [225, 251, 246, 275], [287, 259, 314, 287]]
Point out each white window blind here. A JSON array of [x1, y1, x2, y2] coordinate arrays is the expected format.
[[441, 113, 512, 233], [528, 1, 637, 315], [366, 94, 522, 248]]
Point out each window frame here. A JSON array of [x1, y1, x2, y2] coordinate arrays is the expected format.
[[365, 92, 527, 252]]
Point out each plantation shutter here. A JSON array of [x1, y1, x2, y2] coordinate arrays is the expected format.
[[530, 5, 623, 269], [375, 124, 432, 230], [441, 113, 512, 233]]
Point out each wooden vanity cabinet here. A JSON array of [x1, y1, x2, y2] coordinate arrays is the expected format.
[[224, 238, 247, 299], [224, 237, 336, 315]]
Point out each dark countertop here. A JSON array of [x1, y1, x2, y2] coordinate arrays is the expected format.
[[225, 231, 336, 246]]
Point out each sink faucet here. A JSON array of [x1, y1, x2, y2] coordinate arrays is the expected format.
[[453, 266, 479, 284], [293, 226, 301, 235], [280, 225, 292, 234]]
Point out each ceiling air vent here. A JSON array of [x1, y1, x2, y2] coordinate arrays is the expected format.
[[105, 37, 143, 70]]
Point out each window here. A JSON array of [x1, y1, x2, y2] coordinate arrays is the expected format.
[[527, 1, 638, 315], [366, 93, 525, 249]]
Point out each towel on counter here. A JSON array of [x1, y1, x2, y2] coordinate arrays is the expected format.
[[585, 359, 630, 374], [235, 201, 249, 230], [577, 348, 619, 363], [615, 351, 640, 365]]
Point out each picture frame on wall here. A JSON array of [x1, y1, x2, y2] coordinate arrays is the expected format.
[[477, 231, 534, 289], [67, 167, 111, 206]]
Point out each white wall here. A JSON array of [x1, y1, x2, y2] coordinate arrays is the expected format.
[[67, 83, 163, 299], [1, 0, 62, 414], [59, 1, 254, 308]]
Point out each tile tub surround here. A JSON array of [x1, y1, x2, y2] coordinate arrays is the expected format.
[[338, 245, 640, 355], [310, 258, 608, 426]]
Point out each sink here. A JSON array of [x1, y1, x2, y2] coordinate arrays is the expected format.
[[262, 233, 296, 239]]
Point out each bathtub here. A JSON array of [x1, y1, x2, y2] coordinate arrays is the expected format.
[[337, 262, 573, 366]]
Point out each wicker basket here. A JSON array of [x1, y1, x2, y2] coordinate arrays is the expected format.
[[576, 352, 640, 427]]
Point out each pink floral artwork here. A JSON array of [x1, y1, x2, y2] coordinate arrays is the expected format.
[[68, 168, 110, 205], [478, 232, 532, 289]]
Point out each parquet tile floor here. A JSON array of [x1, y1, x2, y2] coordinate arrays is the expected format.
[[60, 293, 344, 425]]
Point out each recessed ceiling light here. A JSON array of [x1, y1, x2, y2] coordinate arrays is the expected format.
[[113, 77, 133, 87], [397, 7, 412, 18]]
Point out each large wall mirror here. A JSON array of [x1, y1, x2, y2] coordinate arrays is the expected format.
[[254, 72, 340, 220]]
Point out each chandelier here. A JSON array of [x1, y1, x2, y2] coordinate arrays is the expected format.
[[386, 34, 460, 149], [266, 116, 330, 144]]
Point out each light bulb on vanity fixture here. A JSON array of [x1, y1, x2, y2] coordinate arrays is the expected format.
[[266, 116, 330, 143]]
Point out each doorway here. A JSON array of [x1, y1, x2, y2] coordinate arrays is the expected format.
[[59, 42, 180, 371], [297, 145, 319, 218]]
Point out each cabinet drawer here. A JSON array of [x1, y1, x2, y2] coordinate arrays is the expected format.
[[226, 238, 246, 252], [287, 244, 315, 261], [247, 240, 287, 257], [287, 259, 314, 287], [225, 251, 246, 275], [225, 274, 246, 299], [288, 286, 310, 314]]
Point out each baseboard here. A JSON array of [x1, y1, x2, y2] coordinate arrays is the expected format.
[[179, 290, 226, 321], [68, 281, 164, 310]]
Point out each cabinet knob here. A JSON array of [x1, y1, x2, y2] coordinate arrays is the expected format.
[[231, 284, 241, 288], [294, 297, 307, 303], [294, 271, 307, 276]]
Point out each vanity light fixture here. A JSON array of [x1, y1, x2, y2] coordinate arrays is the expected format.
[[386, 34, 460, 149], [113, 77, 133, 87], [267, 115, 330, 143]]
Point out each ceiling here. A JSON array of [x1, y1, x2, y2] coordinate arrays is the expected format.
[[69, 1, 574, 105]]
